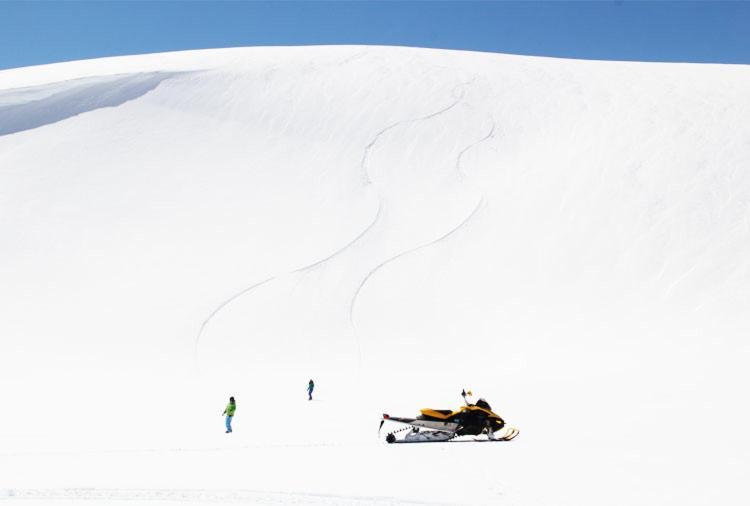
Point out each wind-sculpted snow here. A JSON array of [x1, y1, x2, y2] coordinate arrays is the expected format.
[[1, 46, 749, 506], [0, 72, 178, 136]]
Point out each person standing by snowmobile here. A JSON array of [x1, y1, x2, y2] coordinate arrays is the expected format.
[[307, 379, 314, 401], [222, 396, 236, 433]]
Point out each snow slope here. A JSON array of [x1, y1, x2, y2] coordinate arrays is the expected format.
[[1, 46, 749, 505]]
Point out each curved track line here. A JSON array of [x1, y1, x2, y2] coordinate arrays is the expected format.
[[349, 196, 486, 329], [193, 200, 382, 370], [360, 81, 470, 185], [292, 198, 383, 274], [193, 276, 275, 369], [196, 78, 477, 371], [455, 119, 496, 180], [349, 78, 487, 364]]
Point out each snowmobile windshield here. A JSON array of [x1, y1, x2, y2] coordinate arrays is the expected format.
[[475, 399, 491, 410]]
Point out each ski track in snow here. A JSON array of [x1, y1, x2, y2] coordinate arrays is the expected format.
[[291, 199, 383, 274], [348, 78, 494, 358], [661, 261, 700, 300], [360, 80, 471, 185], [0, 488, 450, 505], [349, 196, 486, 329], [455, 119, 496, 180], [192, 200, 382, 370], [193, 276, 275, 370], [195, 80, 474, 369]]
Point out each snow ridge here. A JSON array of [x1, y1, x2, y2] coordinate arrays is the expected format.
[[0, 72, 178, 136]]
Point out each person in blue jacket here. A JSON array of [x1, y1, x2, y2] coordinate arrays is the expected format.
[[307, 379, 314, 401]]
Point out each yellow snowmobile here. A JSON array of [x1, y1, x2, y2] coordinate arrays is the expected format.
[[379, 390, 519, 443]]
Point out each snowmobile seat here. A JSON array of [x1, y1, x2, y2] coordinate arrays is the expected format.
[[419, 408, 455, 420]]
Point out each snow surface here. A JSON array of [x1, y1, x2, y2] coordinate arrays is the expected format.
[[1, 45, 749, 505]]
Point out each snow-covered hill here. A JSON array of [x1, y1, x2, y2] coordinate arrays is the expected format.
[[1, 46, 749, 505]]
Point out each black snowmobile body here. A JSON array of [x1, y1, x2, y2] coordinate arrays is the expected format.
[[414, 401, 505, 436]]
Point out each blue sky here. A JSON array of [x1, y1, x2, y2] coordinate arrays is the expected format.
[[1, 1, 749, 70]]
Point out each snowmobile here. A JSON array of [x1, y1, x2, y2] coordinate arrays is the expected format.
[[379, 390, 519, 443]]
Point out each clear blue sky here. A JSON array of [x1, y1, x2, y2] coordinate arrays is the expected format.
[[1, 1, 749, 70]]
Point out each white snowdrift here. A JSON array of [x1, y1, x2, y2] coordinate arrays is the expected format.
[[1, 46, 749, 505]]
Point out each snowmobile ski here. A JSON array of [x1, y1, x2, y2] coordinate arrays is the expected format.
[[472, 427, 520, 442]]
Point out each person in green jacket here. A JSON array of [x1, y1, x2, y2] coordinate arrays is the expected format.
[[222, 396, 236, 433]]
